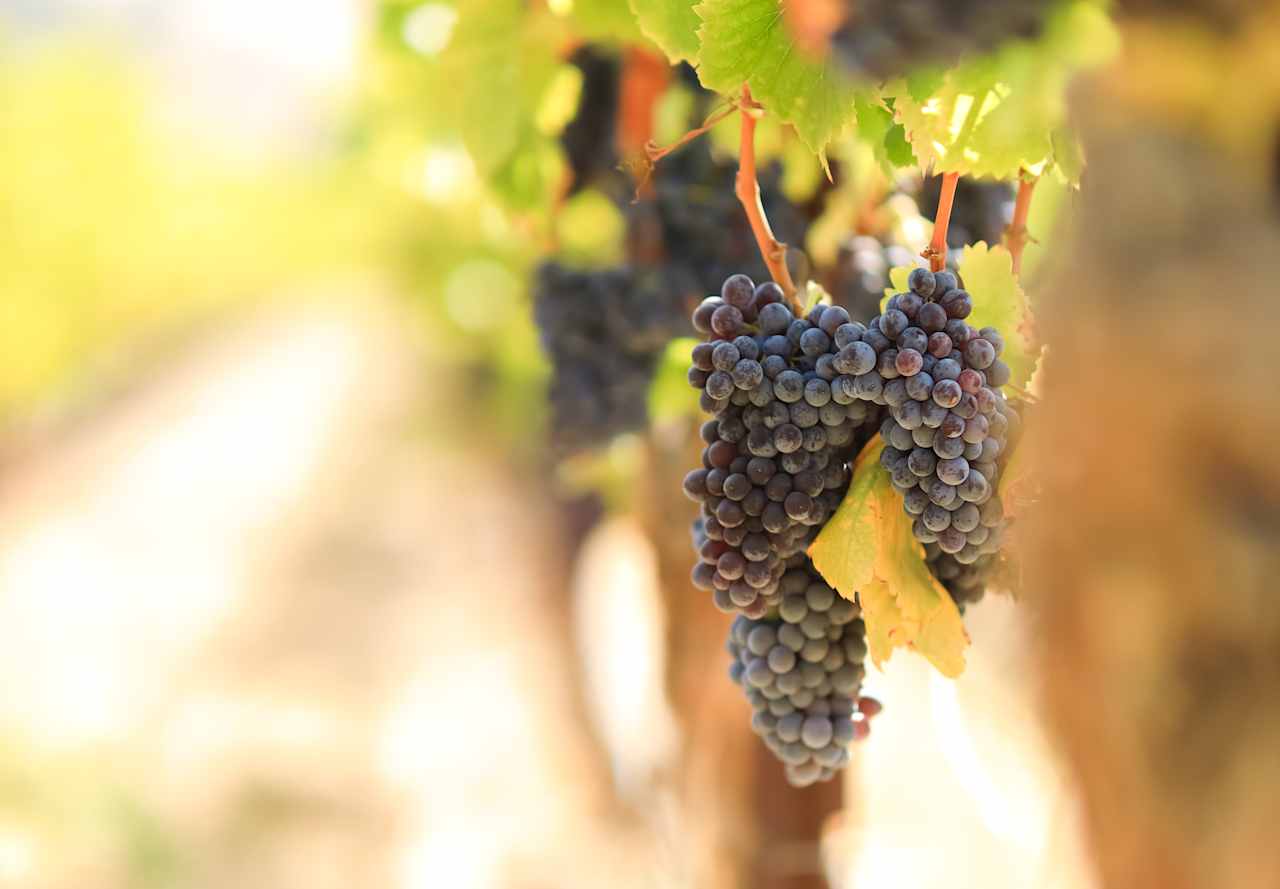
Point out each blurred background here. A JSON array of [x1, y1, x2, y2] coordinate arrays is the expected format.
[[1, 2, 1276, 889]]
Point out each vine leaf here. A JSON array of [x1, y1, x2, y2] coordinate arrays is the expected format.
[[695, 0, 859, 157], [569, 0, 645, 42], [854, 92, 912, 175], [630, 0, 701, 63], [955, 243, 1038, 389], [881, 1, 1118, 180], [436, 0, 563, 179], [810, 438, 969, 677]]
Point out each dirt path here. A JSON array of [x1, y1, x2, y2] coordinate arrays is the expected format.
[[0, 297, 641, 889]]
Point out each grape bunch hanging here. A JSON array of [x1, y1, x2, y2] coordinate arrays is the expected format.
[[681, 274, 889, 785], [681, 255, 1024, 784]]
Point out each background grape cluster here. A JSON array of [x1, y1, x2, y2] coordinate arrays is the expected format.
[[829, 0, 1054, 81], [534, 54, 809, 451]]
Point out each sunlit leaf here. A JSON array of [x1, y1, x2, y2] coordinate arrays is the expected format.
[[882, 1, 1119, 180], [631, 0, 701, 63], [810, 438, 970, 677], [695, 0, 859, 156], [649, 337, 702, 424], [956, 243, 1039, 388]]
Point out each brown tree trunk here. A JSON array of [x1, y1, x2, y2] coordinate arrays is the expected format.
[[638, 431, 842, 889], [1027, 20, 1280, 889]]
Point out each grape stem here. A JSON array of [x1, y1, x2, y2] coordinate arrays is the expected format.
[[922, 171, 960, 273], [1004, 174, 1038, 278], [735, 85, 799, 310], [618, 48, 670, 200], [634, 101, 737, 198]]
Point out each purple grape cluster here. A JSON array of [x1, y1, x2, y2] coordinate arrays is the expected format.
[[682, 274, 881, 617], [850, 266, 1021, 579], [725, 562, 878, 787]]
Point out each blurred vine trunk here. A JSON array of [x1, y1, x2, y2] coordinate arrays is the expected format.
[[639, 433, 842, 889], [1028, 15, 1280, 889]]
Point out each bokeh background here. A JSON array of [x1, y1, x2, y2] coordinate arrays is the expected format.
[[2, 2, 1276, 889]]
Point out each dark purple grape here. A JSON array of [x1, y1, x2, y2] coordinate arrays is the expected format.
[[722, 273, 756, 310]]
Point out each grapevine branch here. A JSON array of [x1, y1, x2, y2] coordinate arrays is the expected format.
[[922, 171, 960, 273], [1004, 175, 1038, 278], [631, 101, 737, 199], [735, 85, 799, 309]]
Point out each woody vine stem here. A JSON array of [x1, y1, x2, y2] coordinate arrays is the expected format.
[[923, 172, 960, 273], [735, 85, 799, 311]]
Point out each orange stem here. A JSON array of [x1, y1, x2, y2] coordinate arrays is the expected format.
[[923, 172, 960, 273], [735, 85, 799, 310], [617, 48, 669, 200], [1004, 175, 1038, 278]]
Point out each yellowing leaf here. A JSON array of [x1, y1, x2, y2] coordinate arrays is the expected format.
[[631, 0, 701, 63], [807, 438, 884, 592], [695, 0, 859, 156], [882, 1, 1119, 180], [883, 264, 912, 310], [810, 438, 969, 677], [956, 243, 1039, 388], [875, 483, 968, 677], [857, 580, 903, 667]]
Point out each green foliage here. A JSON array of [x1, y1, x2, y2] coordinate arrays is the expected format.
[[649, 337, 703, 425], [809, 439, 969, 677], [955, 244, 1039, 388], [565, 0, 645, 43], [695, 0, 860, 156], [880, 1, 1119, 179], [630, 0, 701, 63], [434, 0, 567, 201], [0, 39, 358, 422]]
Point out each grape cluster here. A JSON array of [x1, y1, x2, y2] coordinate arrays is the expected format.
[[682, 274, 881, 617], [725, 563, 880, 787], [828, 0, 1053, 81], [560, 47, 619, 195], [851, 267, 1020, 576], [628, 147, 808, 298], [534, 263, 695, 450]]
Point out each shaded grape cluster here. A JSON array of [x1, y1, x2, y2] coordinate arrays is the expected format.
[[829, 0, 1053, 81], [628, 147, 809, 298], [560, 47, 619, 195], [847, 267, 1020, 592], [828, 236, 917, 322], [725, 563, 880, 787], [534, 263, 695, 450], [682, 274, 881, 617]]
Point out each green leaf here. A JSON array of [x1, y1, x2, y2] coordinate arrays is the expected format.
[[883, 123, 914, 169], [905, 67, 946, 104], [568, 0, 644, 43], [436, 0, 564, 177], [955, 243, 1039, 388], [882, 1, 1119, 179], [695, 0, 859, 156], [649, 337, 702, 424], [630, 0, 701, 63], [854, 92, 913, 176], [809, 438, 969, 677]]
